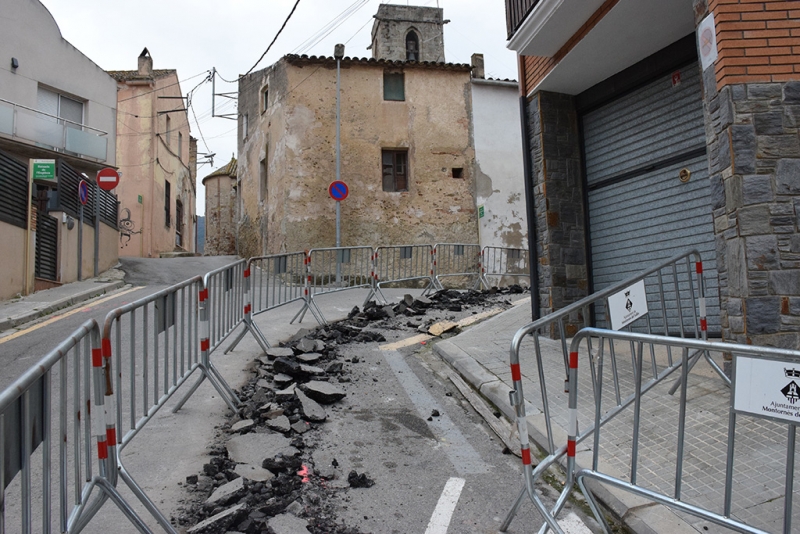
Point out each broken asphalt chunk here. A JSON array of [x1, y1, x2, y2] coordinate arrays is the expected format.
[[301, 381, 346, 404], [296, 389, 327, 422]]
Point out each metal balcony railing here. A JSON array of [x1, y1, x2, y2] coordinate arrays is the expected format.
[[505, 0, 541, 40], [0, 98, 109, 161]]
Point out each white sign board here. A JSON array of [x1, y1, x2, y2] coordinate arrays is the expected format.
[[734, 356, 800, 425], [607, 280, 648, 330], [698, 13, 718, 71]]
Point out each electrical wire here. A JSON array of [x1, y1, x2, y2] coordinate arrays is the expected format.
[[293, 0, 369, 55], [117, 71, 209, 102], [243, 0, 302, 77]]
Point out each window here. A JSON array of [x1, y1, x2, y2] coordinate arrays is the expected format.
[[165, 115, 171, 145], [242, 114, 248, 141], [259, 149, 268, 202], [262, 86, 269, 112], [178, 132, 183, 159], [382, 149, 408, 192], [383, 72, 405, 101], [452, 167, 463, 178], [175, 199, 183, 246], [406, 32, 419, 61], [165, 181, 171, 227], [37, 87, 84, 128]]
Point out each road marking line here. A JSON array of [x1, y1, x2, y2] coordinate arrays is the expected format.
[[0, 286, 143, 345], [383, 349, 489, 475], [425, 477, 465, 534]]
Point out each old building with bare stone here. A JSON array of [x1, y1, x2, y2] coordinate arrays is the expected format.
[[234, 4, 526, 258]]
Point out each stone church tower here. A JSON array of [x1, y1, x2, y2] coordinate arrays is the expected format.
[[369, 4, 447, 62]]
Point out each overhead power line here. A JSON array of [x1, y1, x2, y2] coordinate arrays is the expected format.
[[243, 0, 302, 77]]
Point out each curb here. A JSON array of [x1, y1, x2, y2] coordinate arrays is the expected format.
[[0, 280, 126, 332]]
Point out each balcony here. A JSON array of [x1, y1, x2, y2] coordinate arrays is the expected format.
[[505, 0, 540, 40], [0, 98, 108, 162]]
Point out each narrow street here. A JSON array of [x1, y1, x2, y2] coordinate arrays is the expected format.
[[0, 257, 597, 533]]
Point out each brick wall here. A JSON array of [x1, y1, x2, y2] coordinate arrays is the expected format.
[[712, 0, 800, 88]]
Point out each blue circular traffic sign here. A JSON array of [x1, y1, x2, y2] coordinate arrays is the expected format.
[[328, 180, 349, 201], [78, 180, 89, 205]]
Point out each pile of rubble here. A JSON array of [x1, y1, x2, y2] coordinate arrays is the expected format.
[[175, 286, 526, 533]]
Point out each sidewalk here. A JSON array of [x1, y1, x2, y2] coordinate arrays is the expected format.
[[434, 298, 793, 534], [0, 268, 126, 331]]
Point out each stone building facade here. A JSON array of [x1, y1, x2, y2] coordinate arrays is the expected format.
[[202, 157, 238, 256], [506, 0, 800, 347], [370, 4, 447, 62], [235, 5, 501, 258], [237, 55, 476, 256]]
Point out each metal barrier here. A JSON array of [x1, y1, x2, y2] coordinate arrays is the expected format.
[[101, 277, 207, 533], [479, 246, 530, 289], [224, 251, 308, 355], [295, 247, 376, 325], [560, 329, 800, 534], [0, 320, 151, 533], [432, 243, 482, 290], [500, 249, 727, 533], [372, 244, 435, 303]]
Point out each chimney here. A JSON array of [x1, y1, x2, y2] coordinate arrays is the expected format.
[[471, 54, 485, 79], [138, 47, 153, 77]]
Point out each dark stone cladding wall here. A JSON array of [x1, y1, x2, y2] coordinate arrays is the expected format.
[[525, 91, 589, 336], [702, 63, 800, 349]]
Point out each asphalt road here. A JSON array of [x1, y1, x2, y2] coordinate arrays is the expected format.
[[0, 258, 597, 533], [0, 256, 239, 391]]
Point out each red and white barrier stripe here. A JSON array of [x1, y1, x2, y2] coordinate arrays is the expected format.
[[509, 362, 532, 466], [243, 267, 252, 318], [567, 351, 579, 459], [696, 261, 707, 335], [199, 288, 210, 361]]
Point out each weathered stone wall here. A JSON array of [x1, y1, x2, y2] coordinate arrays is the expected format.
[[203, 175, 237, 256], [370, 4, 445, 62], [238, 57, 478, 256], [525, 91, 589, 330]]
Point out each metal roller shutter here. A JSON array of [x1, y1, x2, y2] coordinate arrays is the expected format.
[[582, 64, 720, 335]]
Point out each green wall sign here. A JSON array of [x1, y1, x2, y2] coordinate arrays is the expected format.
[[478, 205, 485, 219], [30, 159, 56, 182]]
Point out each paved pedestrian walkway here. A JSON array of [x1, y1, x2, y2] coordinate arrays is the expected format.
[[435, 298, 796, 534], [0, 268, 125, 331]]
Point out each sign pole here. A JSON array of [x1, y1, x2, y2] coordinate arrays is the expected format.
[[94, 181, 100, 276], [334, 44, 344, 285], [78, 204, 83, 281]]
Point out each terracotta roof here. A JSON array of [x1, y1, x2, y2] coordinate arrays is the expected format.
[[283, 54, 472, 72], [202, 157, 237, 184], [106, 69, 176, 82]]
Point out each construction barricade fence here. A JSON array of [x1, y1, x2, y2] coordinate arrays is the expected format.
[[432, 243, 483, 291], [0, 319, 152, 533], [561, 328, 800, 534], [0, 243, 530, 532], [501, 249, 728, 533], [371, 244, 436, 304], [479, 246, 530, 289]]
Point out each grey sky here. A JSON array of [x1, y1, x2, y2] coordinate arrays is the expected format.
[[40, 0, 517, 214]]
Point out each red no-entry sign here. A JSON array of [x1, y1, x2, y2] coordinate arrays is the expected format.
[[328, 180, 348, 201], [97, 167, 120, 191]]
